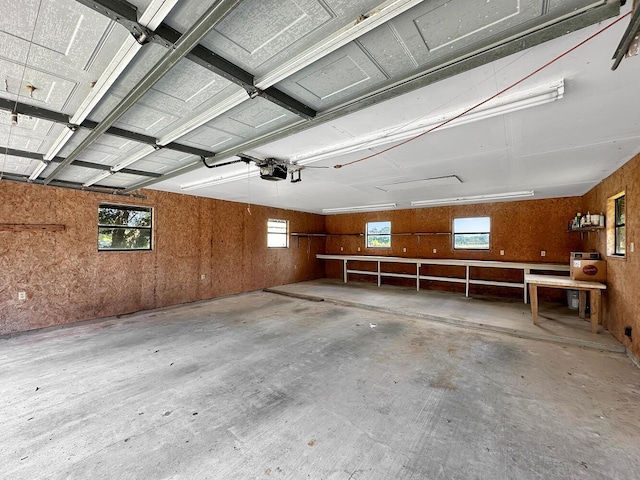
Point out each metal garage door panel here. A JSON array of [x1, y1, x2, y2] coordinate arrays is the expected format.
[[1, 114, 59, 153], [0, 153, 38, 176], [180, 97, 300, 151], [133, 149, 194, 174], [190, 0, 383, 75], [275, 42, 389, 110]]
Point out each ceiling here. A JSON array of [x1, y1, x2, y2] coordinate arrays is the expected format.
[[1, 0, 639, 214]]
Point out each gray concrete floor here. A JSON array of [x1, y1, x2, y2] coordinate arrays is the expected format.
[[2, 286, 640, 479]]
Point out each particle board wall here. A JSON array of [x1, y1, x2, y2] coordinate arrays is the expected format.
[[581, 152, 640, 358], [324, 197, 583, 298], [0, 182, 325, 335]]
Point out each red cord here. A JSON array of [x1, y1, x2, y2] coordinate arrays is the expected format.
[[333, 11, 632, 169]]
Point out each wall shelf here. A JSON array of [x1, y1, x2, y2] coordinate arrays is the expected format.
[[0, 223, 65, 232]]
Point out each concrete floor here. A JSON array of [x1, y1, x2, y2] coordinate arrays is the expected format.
[[2, 286, 640, 479]]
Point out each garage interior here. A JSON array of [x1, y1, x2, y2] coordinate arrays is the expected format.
[[2, 0, 640, 478]]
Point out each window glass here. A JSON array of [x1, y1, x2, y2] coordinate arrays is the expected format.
[[615, 195, 626, 255], [453, 217, 490, 250], [267, 219, 288, 248], [367, 221, 391, 248], [98, 204, 152, 251]]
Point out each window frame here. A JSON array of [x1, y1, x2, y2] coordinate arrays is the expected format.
[[267, 218, 289, 248], [97, 203, 153, 252], [614, 194, 626, 256], [366, 221, 392, 249], [452, 216, 491, 250]]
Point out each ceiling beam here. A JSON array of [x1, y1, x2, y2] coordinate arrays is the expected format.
[[121, 1, 620, 194], [154, 24, 316, 119], [75, 0, 316, 119], [0, 98, 216, 158], [44, 0, 243, 185], [1, 147, 162, 178]]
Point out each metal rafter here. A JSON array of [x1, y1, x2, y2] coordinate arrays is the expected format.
[[0, 98, 216, 158], [120, 1, 620, 194], [44, 0, 243, 185], [1, 147, 162, 178], [74, 0, 316, 119]]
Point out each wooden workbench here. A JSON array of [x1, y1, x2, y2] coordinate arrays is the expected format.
[[524, 274, 607, 334]]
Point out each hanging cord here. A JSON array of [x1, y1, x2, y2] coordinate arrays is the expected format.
[[1, 0, 45, 181], [333, 11, 632, 170]]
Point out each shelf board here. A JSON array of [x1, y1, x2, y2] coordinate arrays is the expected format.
[[0, 223, 65, 232], [568, 226, 605, 232]]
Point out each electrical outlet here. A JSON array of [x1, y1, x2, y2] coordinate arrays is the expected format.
[[18, 291, 26, 300], [500, 249, 505, 256], [432, 248, 437, 254], [340, 246, 344, 252], [357, 247, 361, 252], [200, 274, 206, 280], [541, 250, 546, 257], [403, 247, 407, 253]]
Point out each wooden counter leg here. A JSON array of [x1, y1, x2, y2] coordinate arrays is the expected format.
[[578, 290, 587, 319], [590, 289, 600, 334], [530, 284, 539, 326]]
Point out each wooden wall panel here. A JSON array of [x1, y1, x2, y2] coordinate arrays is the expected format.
[[0, 182, 325, 335], [324, 197, 583, 299], [582, 153, 640, 358]]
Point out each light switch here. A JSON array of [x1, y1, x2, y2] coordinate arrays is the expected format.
[[340, 246, 344, 252], [500, 249, 505, 256], [432, 249, 437, 254], [541, 250, 546, 257], [631, 242, 635, 253], [357, 247, 361, 252], [403, 247, 407, 253]]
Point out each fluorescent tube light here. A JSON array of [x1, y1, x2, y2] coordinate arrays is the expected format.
[[255, 0, 424, 89], [411, 191, 534, 207], [158, 89, 248, 146], [139, 0, 180, 30], [291, 80, 564, 166], [70, 37, 143, 125], [111, 144, 157, 172], [322, 203, 397, 214], [181, 165, 259, 191], [28, 161, 48, 181], [44, 126, 76, 160], [83, 170, 114, 187]]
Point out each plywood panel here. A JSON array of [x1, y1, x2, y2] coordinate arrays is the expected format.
[[0, 181, 325, 335], [582, 153, 640, 358], [324, 197, 583, 299]]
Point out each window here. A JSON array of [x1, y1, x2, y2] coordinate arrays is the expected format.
[[98, 204, 152, 251], [607, 191, 626, 257], [366, 221, 391, 248], [453, 217, 490, 250], [267, 219, 288, 248], [615, 194, 626, 255]]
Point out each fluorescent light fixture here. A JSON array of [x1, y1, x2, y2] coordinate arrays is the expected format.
[[255, 0, 424, 89], [411, 191, 534, 207], [139, 0, 180, 30], [158, 89, 248, 145], [181, 165, 260, 191], [111, 144, 157, 172], [70, 37, 143, 125], [322, 203, 397, 214], [83, 170, 114, 187], [291, 80, 564, 167], [44, 126, 76, 160], [28, 161, 48, 181]]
